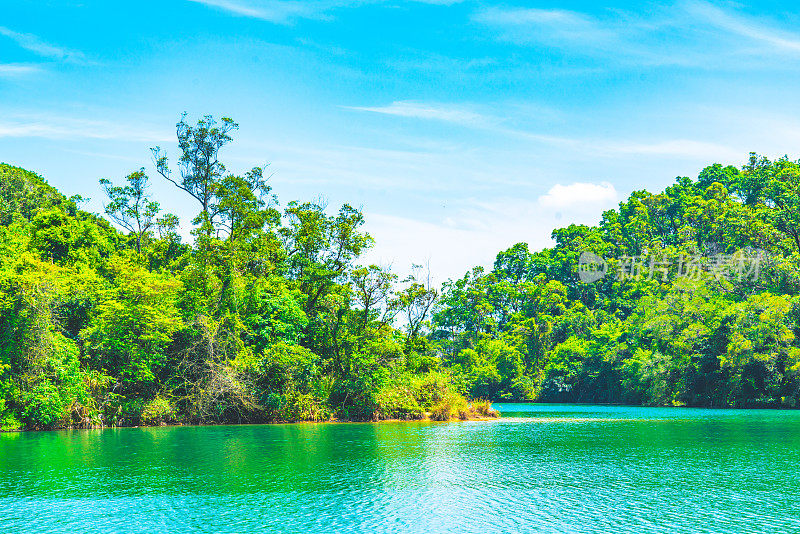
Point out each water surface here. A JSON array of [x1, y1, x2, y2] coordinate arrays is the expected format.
[[2, 404, 799, 533]]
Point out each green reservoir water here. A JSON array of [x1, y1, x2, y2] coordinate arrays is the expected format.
[[2, 404, 800, 533]]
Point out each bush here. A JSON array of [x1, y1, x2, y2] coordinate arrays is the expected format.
[[429, 394, 500, 421], [375, 383, 424, 420], [118, 398, 146, 425], [429, 392, 471, 421], [0, 410, 21, 431], [21, 382, 70, 428], [18, 334, 96, 429], [411, 371, 454, 409], [252, 342, 330, 421], [471, 399, 500, 418], [280, 391, 332, 422], [140, 396, 176, 426], [0, 378, 22, 430]]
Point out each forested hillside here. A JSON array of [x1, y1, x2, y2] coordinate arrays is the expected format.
[[2, 115, 799, 431], [434, 155, 800, 407], [0, 115, 493, 430]]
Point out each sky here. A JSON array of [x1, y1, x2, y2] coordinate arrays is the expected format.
[[3, 0, 800, 281]]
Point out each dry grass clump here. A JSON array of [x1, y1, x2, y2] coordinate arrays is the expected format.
[[429, 395, 499, 421], [470, 399, 500, 418]]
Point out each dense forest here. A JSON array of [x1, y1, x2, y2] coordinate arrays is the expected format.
[[1, 115, 799, 430], [434, 154, 800, 408], [0, 115, 493, 430]]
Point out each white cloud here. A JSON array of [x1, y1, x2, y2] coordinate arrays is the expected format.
[[0, 27, 86, 64], [187, 0, 462, 24], [186, 0, 331, 23], [0, 63, 39, 76], [362, 195, 616, 282], [538, 182, 617, 209], [687, 0, 800, 54], [473, 7, 615, 46], [347, 101, 488, 126], [0, 115, 171, 143]]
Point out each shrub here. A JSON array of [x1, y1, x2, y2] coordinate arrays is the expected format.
[[429, 392, 471, 421], [375, 383, 424, 420], [140, 396, 176, 426], [279, 391, 332, 422], [119, 398, 146, 425], [429, 394, 500, 421], [21, 382, 70, 428], [471, 399, 500, 418], [19, 334, 95, 429], [411, 371, 453, 409], [0, 410, 21, 431]]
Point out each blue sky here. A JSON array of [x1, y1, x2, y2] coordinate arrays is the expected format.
[[3, 0, 800, 280]]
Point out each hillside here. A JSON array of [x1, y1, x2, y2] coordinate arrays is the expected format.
[[433, 155, 800, 407], [0, 117, 492, 431], [3, 131, 800, 432]]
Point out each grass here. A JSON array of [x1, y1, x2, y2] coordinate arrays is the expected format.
[[429, 394, 500, 421]]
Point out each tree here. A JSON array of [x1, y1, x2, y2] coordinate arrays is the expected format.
[[762, 159, 800, 252], [100, 169, 161, 253], [281, 201, 373, 318], [351, 264, 397, 331], [83, 254, 184, 395], [152, 113, 237, 235], [216, 166, 278, 242], [394, 265, 438, 340]]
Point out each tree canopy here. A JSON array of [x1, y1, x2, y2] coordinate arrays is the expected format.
[[0, 116, 493, 430], [2, 122, 800, 431]]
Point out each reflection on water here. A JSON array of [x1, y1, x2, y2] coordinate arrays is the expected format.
[[2, 404, 800, 533]]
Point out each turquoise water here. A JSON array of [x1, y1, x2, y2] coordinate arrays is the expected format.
[[2, 404, 800, 533]]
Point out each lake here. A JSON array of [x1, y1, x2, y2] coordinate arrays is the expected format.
[[2, 404, 799, 533]]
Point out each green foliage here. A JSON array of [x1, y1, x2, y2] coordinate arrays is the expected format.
[[83, 254, 184, 394], [247, 342, 331, 421], [9, 133, 800, 430], [12, 122, 800, 428], [19, 333, 95, 429], [140, 396, 176, 426], [0, 164, 76, 224], [29, 209, 117, 265], [433, 154, 800, 408], [100, 169, 162, 253]]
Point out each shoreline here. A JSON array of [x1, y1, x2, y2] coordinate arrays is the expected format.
[[1, 413, 502, 433]]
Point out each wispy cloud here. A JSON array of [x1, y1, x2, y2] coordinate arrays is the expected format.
[[598, 138, 741, 160], [0, 26, 87, 64], [0, 63, 40, 77], [186, 0, 339, 23], [0, 114, 171, 143], [346, 100, 742, 159], [346, 100, 572, 146], [187, 0, 462, 23], [472, 2, 800, 67], [473, 7, 616, 47], [687, 0, 800, 54], [346, 101, 489, 126]]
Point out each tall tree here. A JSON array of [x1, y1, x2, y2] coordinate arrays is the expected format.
[[351, 264, 397, 331], [394, 265, 438, 340], [99, 169, 160, 253], [152, 113, 237, 235], [216, 166, 277, 242]]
